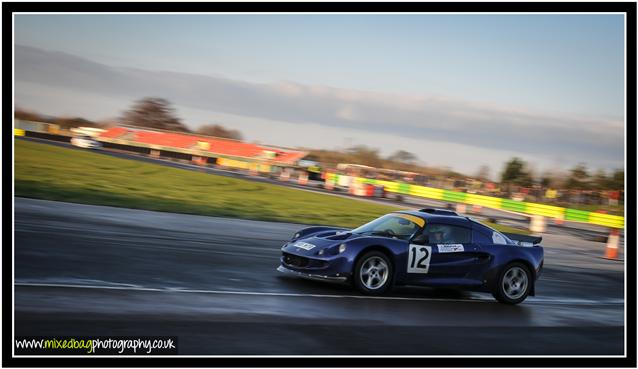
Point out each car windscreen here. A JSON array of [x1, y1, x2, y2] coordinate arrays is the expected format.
[[351, 214, 424, 240]]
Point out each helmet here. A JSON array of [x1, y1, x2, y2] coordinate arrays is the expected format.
[[428, 225, 446, 233], [428, 225, 447, 241]]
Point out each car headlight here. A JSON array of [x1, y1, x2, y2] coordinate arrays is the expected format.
[[318, 249, 325, 256], [338, 243, 347, 253]]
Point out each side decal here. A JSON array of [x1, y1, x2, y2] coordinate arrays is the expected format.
[[437, 244, 464, 253]]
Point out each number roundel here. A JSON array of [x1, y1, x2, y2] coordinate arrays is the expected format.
[[407, 244, 432, 274]]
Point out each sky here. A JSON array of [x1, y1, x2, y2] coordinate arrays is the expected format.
[[13, 14, 625, 177]]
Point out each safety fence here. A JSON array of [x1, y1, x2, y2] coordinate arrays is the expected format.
[[325, 173, 624, 229]]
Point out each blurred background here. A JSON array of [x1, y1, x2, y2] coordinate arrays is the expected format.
[[13, 14, 625, 216], [13, 13, 627, 356], [14, 100, 625, 216]]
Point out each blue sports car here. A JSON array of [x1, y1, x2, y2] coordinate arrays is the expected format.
[[278, 208, 544, 304]]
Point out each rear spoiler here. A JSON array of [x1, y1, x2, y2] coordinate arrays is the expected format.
[[502, 232, 542, 246]]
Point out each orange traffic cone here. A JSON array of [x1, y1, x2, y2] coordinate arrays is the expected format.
[[604, 229, 620, 260], [530, 215, 547, 233], [554, 215, 565, 226]]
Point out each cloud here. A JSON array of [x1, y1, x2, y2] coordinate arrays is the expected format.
[[14, 44, 624, 170], [336, 105, 358, 121]]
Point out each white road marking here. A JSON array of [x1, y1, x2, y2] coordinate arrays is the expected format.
[[14, 282, 624, 306]]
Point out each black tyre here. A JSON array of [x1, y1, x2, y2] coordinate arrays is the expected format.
[[492, 262, 532, 304], [354, 251, 393, 295]]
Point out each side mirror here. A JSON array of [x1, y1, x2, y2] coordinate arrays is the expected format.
[[412, 233, 428, 245]]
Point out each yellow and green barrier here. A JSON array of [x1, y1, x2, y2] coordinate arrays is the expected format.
[[501, 199, 526, 213], [329, 174, 624, 229], [465, 193, 502, 209], [588, 212, 625, 228], [410, 185, 445, 200], [442, 190, 467, 203], [565, 208, 590, 223], [525, 203, 564, 219]]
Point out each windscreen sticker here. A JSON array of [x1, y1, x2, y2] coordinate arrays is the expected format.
[[437, 244, 464, 253], [407, 244, 432, 274], [294, 241, 316, 250], [394, 213, 425, 228]]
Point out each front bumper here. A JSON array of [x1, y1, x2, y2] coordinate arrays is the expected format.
[[277, 265, 349, 283]]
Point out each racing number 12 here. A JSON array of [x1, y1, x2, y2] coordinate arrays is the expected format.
[[410, 247, 428, 268], [407, 244, 432, 274]]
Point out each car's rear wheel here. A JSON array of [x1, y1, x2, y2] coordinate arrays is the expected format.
[[492, 262, 532, 304], [354, 251, 393, 295]]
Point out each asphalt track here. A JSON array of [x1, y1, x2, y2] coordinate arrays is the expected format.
[[14, 198, 625, 355]]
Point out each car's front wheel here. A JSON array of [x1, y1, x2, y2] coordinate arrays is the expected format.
[[492, 262, 532, 304], [354, 251, 393, 295]]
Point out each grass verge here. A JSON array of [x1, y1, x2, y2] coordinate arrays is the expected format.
[[15, 139, 530, 234], [15, 139, 401, 228]]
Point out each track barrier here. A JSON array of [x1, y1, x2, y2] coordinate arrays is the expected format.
[[354, 176, 623, 229], [324, 172, 335, 190], [248, 163, 258, 176], [192, 156, 207, 166], [298, 172, 308, 185], [355, 184, 367, 196]]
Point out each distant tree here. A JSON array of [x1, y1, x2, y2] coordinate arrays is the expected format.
[[345, 145, 382, 167], [540, 171, 553, 188], [387, 150, 417, 165], [591, 169, 610, 190], [196, 124, 243, 140], [609, 169, 624, 191], [52, 117, 100, 130], [474, 165, 490, 181], [500, 157, 533, 189], [121, 97, 190, 132], [565, 163, 590, 190], [95, 118, 120, 128], [15, 108, 104, 129], [14, 108, 43, 122]]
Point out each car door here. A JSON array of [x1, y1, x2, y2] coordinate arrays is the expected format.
[[405, 223, 481, 284]]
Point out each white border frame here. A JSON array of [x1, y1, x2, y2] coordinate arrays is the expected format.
[[10, 10, 629, 360]]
